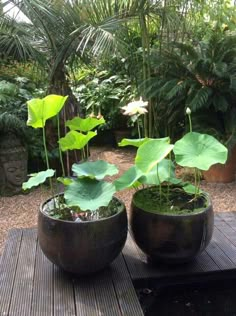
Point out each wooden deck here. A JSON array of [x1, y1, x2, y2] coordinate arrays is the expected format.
[[1, 212, 236, 315]]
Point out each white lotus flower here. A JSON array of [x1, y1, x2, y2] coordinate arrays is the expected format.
[[121, 97, 148, 116]]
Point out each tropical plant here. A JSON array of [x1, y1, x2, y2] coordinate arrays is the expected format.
[[0, 77, 36, 119], [0, 111, 27, 142], [73, 71, 136, 130], [22, 94, 122, 220], [0, 0, 85, 118], [116, 108, 228, 211], [0, 0, 191, 133], [2, 0, 235, 141], [145, 30, 236, 142]]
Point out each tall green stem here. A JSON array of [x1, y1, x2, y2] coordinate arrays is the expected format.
[[137, 119, 141, 139], [194, 168, 198, 198], [187, 109, 198, 197], [42, 124, 53, 194], [42, 125, 50, 170], [156, 168, 162, 206], [86, 144, 89, 160], [57, 114, 65, 177], [187, 113, 192, 133]]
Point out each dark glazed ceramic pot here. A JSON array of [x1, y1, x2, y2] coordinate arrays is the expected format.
[[38, 197, 128, 275], [130, 188, 214, 264]]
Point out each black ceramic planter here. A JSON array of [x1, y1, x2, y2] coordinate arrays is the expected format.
[[130, 188, 214, 264], [38, 196, 128, 275]]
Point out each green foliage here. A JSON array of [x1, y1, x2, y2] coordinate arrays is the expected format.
[[58, 131, 97, 151], [0, 75, 46, 168], [72, 160, 118, 180], [23, 94, 120, 216], [0, 62, 46, 86], [0, 77, 35, 121], [22, 169, 55, 190], [116, 110, 228, 200], [59, 115, 105, 154], [118, 138, 152, 148], [64, 178, 116, 212], [0, 112, 27, 141], [135, 139, 174, 173], [146, 31, 236, 142], [73, 71, 136, 130], [66, 117, 105, 132], [27, 95, 68, 128], [174, 132, 228, 171]]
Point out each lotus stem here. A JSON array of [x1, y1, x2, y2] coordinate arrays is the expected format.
[[137, 120, 141, 139], [186, 109, 192, 133], [42, 124, 54, 195], [194, 168, 201, 199], [86, 144, 89, 160], [156, 169, 162, 206], [57, 114, 65, 177]]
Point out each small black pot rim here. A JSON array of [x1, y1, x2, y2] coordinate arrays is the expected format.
[[132, 187, 212, 217], [40, 194, 125, 224]]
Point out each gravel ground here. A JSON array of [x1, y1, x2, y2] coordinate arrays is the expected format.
[[0, 146, 235, 255]]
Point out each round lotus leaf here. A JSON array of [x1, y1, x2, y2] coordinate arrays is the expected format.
[[174, 132, 228, 171], [135, 138, 174, 173], [72, 160, 118, 180], [64, 178, 116, 211], [22, 169, 55, 190]]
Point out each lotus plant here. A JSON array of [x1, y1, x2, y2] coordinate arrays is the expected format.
[[23, 94, 119, 220], [115, 108, 228, 202]]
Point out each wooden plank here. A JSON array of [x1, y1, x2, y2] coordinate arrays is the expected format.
[[31, 242, 54, 316], [53, 266, 76, 316], [8, 229, 37, 316], [111, 254, 144, 316], [216, 224, 236, 248], [205, 240, 236, 270], [74, 255, 144, 316], [216, 212, 236, 231], [92, 269, 122, 316], [212, 227, 236, 264], [0, 229, 22, 316], [74, 277, 98, 316], [214, 213, 236, 231], [194, 250, 220, 272], [79, 267, 122, 316]]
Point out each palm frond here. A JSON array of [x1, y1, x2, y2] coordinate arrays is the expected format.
[[188, 86, 213, 112]]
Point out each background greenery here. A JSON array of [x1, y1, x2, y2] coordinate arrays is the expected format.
[[1, 0, 236, 167]]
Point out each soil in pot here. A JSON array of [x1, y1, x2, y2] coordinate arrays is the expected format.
[[45, 195, 124, 221], [133, 186, 208, 215]]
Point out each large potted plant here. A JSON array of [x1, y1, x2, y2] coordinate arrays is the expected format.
[[115, 108, 228, 264], [23, 95, 128, 275]]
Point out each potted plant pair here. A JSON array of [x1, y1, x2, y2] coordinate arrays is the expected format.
[[115, 108, 228, 264], [23, 95, 128, 275]]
